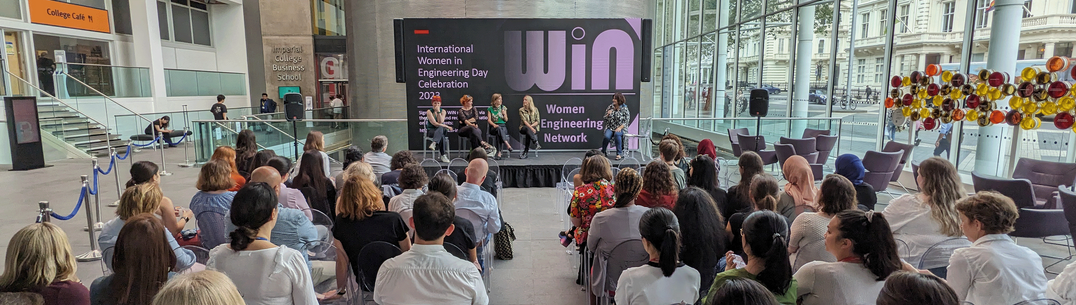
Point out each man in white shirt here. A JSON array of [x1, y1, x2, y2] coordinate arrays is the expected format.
[[947, 192, 1047, 305], [364, 135, 392, 182], [374, 193, 488, 305], [330, 94, 344, 128]]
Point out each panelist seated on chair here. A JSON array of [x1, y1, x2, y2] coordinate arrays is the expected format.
[[101, 183, 196, 273], [882, 157, 965, 270], [375, 193, 488, 305], [945, 191, 1048, 305], [518, 95, 541, 159]]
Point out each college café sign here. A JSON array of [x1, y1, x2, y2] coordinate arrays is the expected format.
[[29, 0, 111, 34]]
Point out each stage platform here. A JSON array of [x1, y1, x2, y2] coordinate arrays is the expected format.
[[415, 150, 647, 188]]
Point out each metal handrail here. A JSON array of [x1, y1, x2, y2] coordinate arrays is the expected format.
[[4, 71, 112, 130], [60, 62, 149, 68], [241, 115, 296, 141], [205, 120, 342, 164], [59, 71, 152, 123], [211, 121, 270, 151]]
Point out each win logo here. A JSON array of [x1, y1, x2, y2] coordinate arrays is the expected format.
[[504, 26, 635, 92]]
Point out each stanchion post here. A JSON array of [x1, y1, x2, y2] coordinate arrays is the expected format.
[[159, 137, 172, 176], [37, 201, 51, 223], [110, 148, 121, 207], [75, 175, 102, 262], [128, 140, 136, 165], [88, 159, 103, 231], [179, 105, 194, 168]]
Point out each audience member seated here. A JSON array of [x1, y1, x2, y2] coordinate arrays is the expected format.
[[290, 150, 338, 217], [210, 146, 246, 192], [834, 154, 876, 210], [875, 272, 960, 305], [788, 174, 856, 272], [365, 135, 392, 180], [235, 130, 258, 180], [190, 159, 238, 223], [705, 210, 796, 305], [331, 174, 411, 298], [703, 277, 780, 305], [573, 149, 604, 189], [457, 158, 503, 269], [883, 157, 964, 271], [244, 167, 320, 276], [673, 186, 728, 299], [0, 223, 90, 305], [457, 148, 501, 198], [659, 139, 688, 189], [207, 183, 318, 305], [661, 133, 693, 174], [388, 164, 429, 232], [615, 208, 701, 305], [776, 155, 818, 222], [570, 155, 615, 282], [294, 131, 331, 178], [151, 270, 244, 305], [725, 152, 765, 220], [100, 184, 195, 272], [696, 139, 718, 161], [727, 175, 783, 259], [687, 155, 728, 220], [428, 173, 479, 264], [340, 160, 377, 188], [125, 161, 190, 239], [637, 159, 679, 209], [947, 191, 1047, 305], [1049, 260, 1076, 304], [794, 210, 903, 305], [267, 156, 313, 220], [252, 149, 278, 169], [91, 214, 176, 305], [333, 146, 363, 189], [587, 168, 648, 298], [374, 193, 488, 305], [380, 150, 418, 192]]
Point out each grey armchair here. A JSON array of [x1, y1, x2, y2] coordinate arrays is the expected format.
[[728, 128, 749, 157], [883, 141, 916, 192], [814, 135, 838, 163], [779, 137, 819, 160], [802, 128, 830, 138], [1012, 158, 1076, 207], [862, 150, 904, 195], [776, 137, 822, 180], [737, 134, 779, 166]]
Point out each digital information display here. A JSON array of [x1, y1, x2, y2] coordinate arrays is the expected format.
[[400, 18, 644, 150]]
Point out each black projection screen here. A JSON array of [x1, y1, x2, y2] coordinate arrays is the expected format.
[[398, 18, 647, 150]]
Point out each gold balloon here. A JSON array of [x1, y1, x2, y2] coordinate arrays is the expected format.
[[1021, 67, 1039, 82], [942, 71, 954, 83], [976, 83, 989, 96], [903, 77, 912, 87], [967, 109, 980, 121], [902, 107, 913, 117], [1060, 96, 1076, 112], [989, 87, 1002, 101], [1020, 116, 1041, 130], [933, 96, 944, 107], [1042, 101, 1058, 115], [918, 89, 928, 99], [1010, 97, 1025, 109], [1022, 101, 1040, 114], [950, 89, 964, 100], [920, 108, 931, 119], [912, 99, 923, 109], [978, 115, 991, 126]]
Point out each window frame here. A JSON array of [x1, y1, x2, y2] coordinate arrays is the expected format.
[[942, 2, 955, 32], [975, 0, 990, 29], [157, 0, 212, 47], [898, 4, 910, 33], [860, 12, 870, 39]]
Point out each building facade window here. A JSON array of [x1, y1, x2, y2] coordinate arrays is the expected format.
[[880, 9, 887, 36], [942, 2, 955, 32], [312, 0, 346, 36], [1023, 0, 1033, 18], [857, 58, 866, 83], [898, 4, 910, 33], [818, 39, 824, 53], [860, 13, 870, 38], [975, 0, 991, 28], [158, 0, 212, 46], [874, 57, 884, 83]]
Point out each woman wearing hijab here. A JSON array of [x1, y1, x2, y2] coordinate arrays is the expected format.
[[697, 139, 718, 160], [776, 155, 818, 223], [834, 154, 876, 211]]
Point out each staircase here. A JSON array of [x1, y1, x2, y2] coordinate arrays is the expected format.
[[37, 101, 126, 156]]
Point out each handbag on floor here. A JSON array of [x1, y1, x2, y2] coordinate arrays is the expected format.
[[494, 222, 517, 260]]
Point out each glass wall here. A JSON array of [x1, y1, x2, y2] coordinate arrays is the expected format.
[[312, 0, 346, 36]]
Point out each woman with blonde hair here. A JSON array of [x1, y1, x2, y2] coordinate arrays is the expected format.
[[518, 95, 541, 159], [211, 146, 246, 191], [486, 93, 514, 159], [883, 156, 964, 274], [337, 159, 376, 193], [331, 174, 411, 298], [294, 131, 331, 177], [151, 270, 244, 305], [100, 183, 196, 272], [0, 223, 88, 305]]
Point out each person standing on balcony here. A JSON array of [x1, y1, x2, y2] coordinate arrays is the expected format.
[[211, 94, 228, 120], [330, 95, 344, 129], [259, 93, 277, 114]]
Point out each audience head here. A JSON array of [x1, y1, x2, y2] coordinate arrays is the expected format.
[[673, 187, 725, 271], [390, 150, 417, 170], [412, 193, 456, 242], [749, 174, 779, 211], [342, 161, 376, 184], [228, 182, 278, 251], [342, 146, 364, 170], [196, 160, 236, 192], [581, 155, 613, 184], [108, 214, 176, 305], [830, 210, 901, 280], [253, 150, 277, 168], [818, 174, 857, 215], [428, 172, 458, 200], [585, 149, 603, 159], [337, 174, 384, 220], [210, 146, 239, 174], [659, 139, 680, 162], [467, 147, 488, 161], [303, 131, 324, 152], [0, 223, 78, 292], [660, 133, 688, 161], [834, 154, 866, 185], [781, 155, 817, 206], [266, 156, 292, 179], [955, 191, 1020, 242], [916, 157, 964, 236], [697, 139, 717, 160], [741, 210, 792, 294], [151, 270, 244, 305], [236, 130, 257, 155], [876, 272, 960, 305], [400, 164, 429, 190], [687, 155, 719, 190], [703, 277, 780, 305], [614, 167, 643, 208], [371, 135, 388, 153], [118, 183, 164, 221], [126, 161, 159, 188], [737, 151, 765, 186], [294, 151, 329, 193], [249, 166, 282, 192], [639, 208, 682, 277], [643, 159, 676, 195], [612, 92, 626, 105], [464, 158, 490, 185]]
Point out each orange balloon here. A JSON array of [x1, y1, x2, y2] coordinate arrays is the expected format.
[[885, 97, 895, 108], [952, 108, 966, 121], [990, 110, 1006, 124], [926, 64, 941, 77]]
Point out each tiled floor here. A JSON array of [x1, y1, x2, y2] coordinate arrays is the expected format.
[[0, 145, 1070, 304]]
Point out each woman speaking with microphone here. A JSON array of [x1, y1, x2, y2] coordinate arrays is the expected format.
[[602, 92, 630, 161]]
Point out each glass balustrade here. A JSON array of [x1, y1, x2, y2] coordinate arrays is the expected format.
[[164, 69, 247, 97], [192, 118, 407, 163]]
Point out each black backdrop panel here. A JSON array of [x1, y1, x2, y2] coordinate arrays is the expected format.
[[400, 18, 646, 150]]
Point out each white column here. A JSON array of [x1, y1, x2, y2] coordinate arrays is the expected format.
[[917, 53, 927, 71], [1043, 42, 1055, 58], [713, 0, 730, 118], [128, 0, 168, 111], [977, 0, 1023, 176], [791, 4, 815, 136]]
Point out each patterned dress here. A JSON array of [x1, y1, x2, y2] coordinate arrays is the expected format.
[[569, 179, 615, 245]]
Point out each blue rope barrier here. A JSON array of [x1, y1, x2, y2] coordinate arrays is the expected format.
[[115, 145, 132, 160], [96, 154, 116, 175], [173, 132, 189, 144], [50, 186, 85, 221], [130, 136, 161, 148], [88, 170, 100, 195]]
